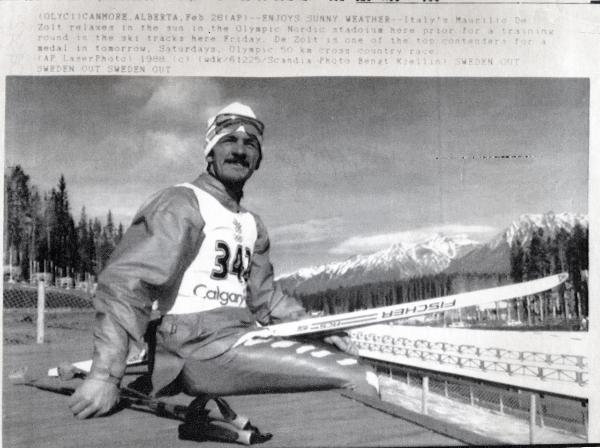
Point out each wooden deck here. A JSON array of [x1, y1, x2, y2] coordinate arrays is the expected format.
[[4, 342, 466, 447]]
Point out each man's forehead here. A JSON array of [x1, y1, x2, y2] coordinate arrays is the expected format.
[[216, 130, 260, 143]]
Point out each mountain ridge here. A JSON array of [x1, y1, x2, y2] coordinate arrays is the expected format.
[[276, 212, 587, 295], [276, 233, 481, 295], [448, 212, 588, 275]]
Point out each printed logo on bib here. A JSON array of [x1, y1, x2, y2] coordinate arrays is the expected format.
[[210, 240, 252, 282], [233, 218, 243, 244], [193, 284, 245, 306]]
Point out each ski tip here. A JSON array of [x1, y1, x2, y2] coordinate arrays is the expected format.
[[557, 272, 569, 284]]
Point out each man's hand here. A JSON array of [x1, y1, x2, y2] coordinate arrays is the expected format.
[[323, 333, 359, 356], [68, 378, 120, 419]]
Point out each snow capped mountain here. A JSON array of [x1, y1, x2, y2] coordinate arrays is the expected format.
[[446, 212, 588, 275], [494, 212, 588, 248], [276, 234, 481, 295], [277, 212, 588, 295]]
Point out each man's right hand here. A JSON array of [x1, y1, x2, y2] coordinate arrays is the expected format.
[[68, 378, 120, 419]]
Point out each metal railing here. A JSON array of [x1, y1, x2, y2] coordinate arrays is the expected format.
[[352, 329, 588, 390], [367, 359, 588, 444]]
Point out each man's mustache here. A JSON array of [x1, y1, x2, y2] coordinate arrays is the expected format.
[[225, 157, 250, 167]]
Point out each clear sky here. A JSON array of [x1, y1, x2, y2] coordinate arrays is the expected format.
[[5, 77, 589, 274]]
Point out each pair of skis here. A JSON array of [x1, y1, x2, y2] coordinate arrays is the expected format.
[[45, 273, 568, 354], [234, 272, 568, 346], [45, 273, 568, 378]]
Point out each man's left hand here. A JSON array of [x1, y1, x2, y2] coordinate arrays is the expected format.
[[68, 378, 120, 419], [323, 333, 359, 356]]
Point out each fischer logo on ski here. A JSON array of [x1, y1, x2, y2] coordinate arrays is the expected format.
[[380, 299, 457, 319]]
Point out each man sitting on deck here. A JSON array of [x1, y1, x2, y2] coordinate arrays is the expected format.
[[68, 102, 379, 439]]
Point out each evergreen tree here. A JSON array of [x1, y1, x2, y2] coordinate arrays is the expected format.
[[105, 210, 115, 245], [77, 207, 91, 276], [5, 166, 33, 277], [571, 223, 588, 271], [45, 175, 79, 277], [509, 237, 525, 282], [65, 215, 79, 277], [116, 223, 124, 245], [525, 229, 544, 280], [539, 230, 551, 275], [567, 223, 588, 318], [28, 185, 44, 275], [547, 235, 560, 274], [92, 218, 103, 273], [87, 219, 97, 276], [555, 228, 569, 272]]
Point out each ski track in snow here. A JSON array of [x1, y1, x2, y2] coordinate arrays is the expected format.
[[379, 376, 586, 445]]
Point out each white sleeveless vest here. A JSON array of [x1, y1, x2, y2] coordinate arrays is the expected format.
[[167, 183, 258, 315]]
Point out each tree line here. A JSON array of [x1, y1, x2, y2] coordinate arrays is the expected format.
[[292, 225, 589, 326], [510, 224, 588, 318], [5, 165, 124, 283], [295, 274, 504, 316], [298, 274, 455, 315]]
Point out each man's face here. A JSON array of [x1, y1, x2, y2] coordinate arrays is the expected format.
[[207, 131, 261, 186]]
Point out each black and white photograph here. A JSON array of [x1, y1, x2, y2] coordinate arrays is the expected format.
[[2, 75, 591, 446]]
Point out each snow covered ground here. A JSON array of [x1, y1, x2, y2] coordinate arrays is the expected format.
[[379, 376, 587, 445]]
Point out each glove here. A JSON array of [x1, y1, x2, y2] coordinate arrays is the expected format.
[[68, 378, 120, 419]]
